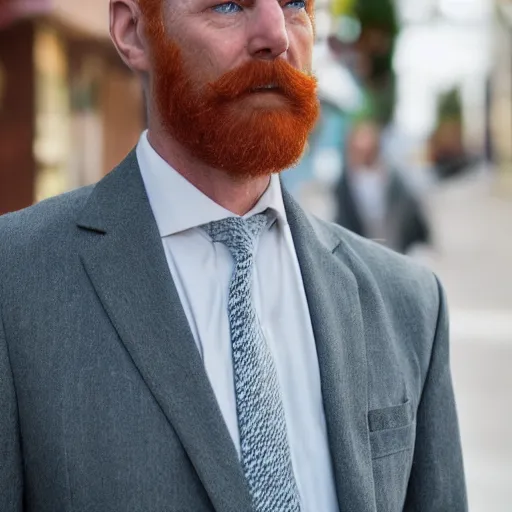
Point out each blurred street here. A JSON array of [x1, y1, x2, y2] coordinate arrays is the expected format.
[[417, 169, 512, 512]]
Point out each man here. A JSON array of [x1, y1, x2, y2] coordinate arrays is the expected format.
[[0, 0, 466, 511], [335, 120, 431, 254]]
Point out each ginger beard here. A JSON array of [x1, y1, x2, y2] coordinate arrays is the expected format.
[[139, 0, 319, 178]]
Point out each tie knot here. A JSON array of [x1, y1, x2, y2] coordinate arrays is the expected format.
[[203, 211, 271, 260]]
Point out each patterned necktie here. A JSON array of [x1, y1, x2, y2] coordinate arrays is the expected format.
[[203, 212, 301, 512]]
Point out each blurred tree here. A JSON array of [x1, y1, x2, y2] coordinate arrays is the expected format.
[[329, 0, 399, 125], [437, 87, 463, 123], [331, 0, 357, 18], [354, 0, 399, 36], [356, 0, 398, 125], [429, 87, 472, 179]]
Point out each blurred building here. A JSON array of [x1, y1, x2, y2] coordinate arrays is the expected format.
[[0, 0, 144, 214], [492, 0, 512, 174], [393, 0, 494, 164]]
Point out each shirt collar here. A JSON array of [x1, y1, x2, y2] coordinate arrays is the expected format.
[[136, 130, 288, 237]]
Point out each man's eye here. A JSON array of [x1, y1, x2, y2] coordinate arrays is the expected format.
[[284, 0, 306, 9], [212, 2, 243, 14]]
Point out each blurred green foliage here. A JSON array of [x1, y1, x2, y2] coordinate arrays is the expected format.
[[437, 88, 463, 123], [354, 0, 399, 36]]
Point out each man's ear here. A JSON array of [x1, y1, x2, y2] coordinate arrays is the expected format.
[[110, 0, 151, 73]]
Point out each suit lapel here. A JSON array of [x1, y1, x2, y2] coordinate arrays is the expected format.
[[76, 151, 252, 512], [283, 189, 377, 512]]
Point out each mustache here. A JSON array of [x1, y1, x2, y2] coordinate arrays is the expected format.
[[207, 59, 317, 102]]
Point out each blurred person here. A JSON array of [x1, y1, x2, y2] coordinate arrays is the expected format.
[[0, 1, 466, 511], [335, 120, 431, 254]]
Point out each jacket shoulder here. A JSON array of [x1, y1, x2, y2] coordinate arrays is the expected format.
[[313, 217, 440, 316], [0, 185, 94, 258]]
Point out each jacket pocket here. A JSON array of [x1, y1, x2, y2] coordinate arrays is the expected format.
[[368, 400, 415, 459]]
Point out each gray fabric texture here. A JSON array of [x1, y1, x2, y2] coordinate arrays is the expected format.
[[0, 150, 467, 512]]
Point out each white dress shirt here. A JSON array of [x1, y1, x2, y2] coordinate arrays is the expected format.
[[136, 131, 338, 512]]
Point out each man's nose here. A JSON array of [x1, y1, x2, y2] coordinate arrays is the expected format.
[[247, 0, 289, 60]]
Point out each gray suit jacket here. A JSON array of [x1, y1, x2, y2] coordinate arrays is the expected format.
[[0, 151, 466, 512]]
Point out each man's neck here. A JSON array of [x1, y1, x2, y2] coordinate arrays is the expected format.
[[147, 128, 272, 216]]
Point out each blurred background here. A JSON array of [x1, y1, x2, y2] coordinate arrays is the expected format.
[[0, 0, 511, 508]]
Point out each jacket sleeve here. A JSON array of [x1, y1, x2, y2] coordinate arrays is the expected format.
[[0, 308, 23, 510], [404, 277, 467, 511]]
